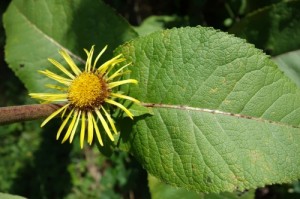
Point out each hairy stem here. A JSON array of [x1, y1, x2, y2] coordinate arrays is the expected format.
[[0, 104, 62, 125]]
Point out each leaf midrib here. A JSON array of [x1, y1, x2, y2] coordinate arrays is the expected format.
[[13, 2, 85, 64], [141, 102, 299, 129]]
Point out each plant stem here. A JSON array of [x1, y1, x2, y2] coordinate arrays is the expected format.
[[0, 104, 62, 125]]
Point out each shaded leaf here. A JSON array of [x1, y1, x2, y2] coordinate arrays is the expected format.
[[0, 193, 27, 199], [229, 0, 300, 56], [127, 103, 154, 117], [3, 0, 138, 93], [148, 174, 201, 199], [134, 15, 189, 36], [148, 174, 255, 199], [273, 50, 300, 88]]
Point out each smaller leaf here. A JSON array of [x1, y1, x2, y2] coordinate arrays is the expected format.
[[134, 15, 189, 36], [273, 49, 300, 88], [148, 174, 200, 199], [0, 193, 27, 199], [148, 175, 255, 199], [230, 0, 300, 55]]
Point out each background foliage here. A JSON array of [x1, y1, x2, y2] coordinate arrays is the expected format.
[[1, 0, 300, 198]]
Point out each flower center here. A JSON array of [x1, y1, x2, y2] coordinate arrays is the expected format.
[[68, 72, 109, 110]]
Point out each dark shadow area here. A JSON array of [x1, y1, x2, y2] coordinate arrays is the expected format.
[[118, 113, 152, 149], [104, 0, 189, 26], [0, 0, 25, 107], [99, 150, 151, 199], [9, 120, 72, 199], [122, 154, 151, 199], [0, 0, 11, 45], [0, 49, 27, 106], [2, 1, 72, 198], [229, 9, 273, 55], [256, 184, 300, 199], [69, 0, 138, 61]]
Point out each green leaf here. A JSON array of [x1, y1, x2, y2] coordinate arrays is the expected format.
[[148, 174, 201, 199], [229, 0, 300, 56], [116, 26, 300, 192], [273, 49, 300, 88], [127, 103, 154, 117], [237, 0, 282, 14], [148, 175, 255, 199], [0, 193, 27, 199], [3, 0, 138, 92], [134, 15, 189, 36]]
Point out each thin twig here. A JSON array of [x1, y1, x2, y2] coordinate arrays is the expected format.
[[0, 104, 62, 125]]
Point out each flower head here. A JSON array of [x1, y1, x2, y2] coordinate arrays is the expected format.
[[30, 45, 139, 148]]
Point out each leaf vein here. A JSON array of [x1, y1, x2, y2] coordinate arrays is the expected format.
[[13, 3, 85, 64], [142, 102, 299, 129]]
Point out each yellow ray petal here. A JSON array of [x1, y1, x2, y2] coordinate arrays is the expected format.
[[48, 58, 75, 79], [85, 45, 95, 72], [87, 111, 94, 145], [69, 111, 81, 143], [41, 104, 69, 127], [98, 54, 124, 74], [105, 99, 134, 119], [108, 79, 138, 89], [56, 108, 74, 140], [92, 115, 103, 146], [106, 63, 131, 81], [80, 111, 86, 149], [105, 58, 126, 76], [61, 110, 79, 143], [39, 70, 72, 85], [95, 109, 114, 141], [101, 107, 117, 134], [59, 50, 82, 76], [93, 45, 108, 70], [45, 84, 68, 91], [29, 93, 68, 102], [61, 104, 69, 118], [110, 93, 140, 104], [107, 71, 131, 81], [83, 48, 89, 56]]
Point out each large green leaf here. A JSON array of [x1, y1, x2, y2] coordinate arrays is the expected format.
[[116, 27, 300, 192], [3, 0, 138, 93], [229, 0, 300, 56]]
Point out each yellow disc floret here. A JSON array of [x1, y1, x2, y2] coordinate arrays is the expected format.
[[68, 72, 109, 110]]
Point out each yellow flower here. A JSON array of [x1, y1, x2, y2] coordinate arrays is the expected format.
[[30, 45, 139, 148]]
